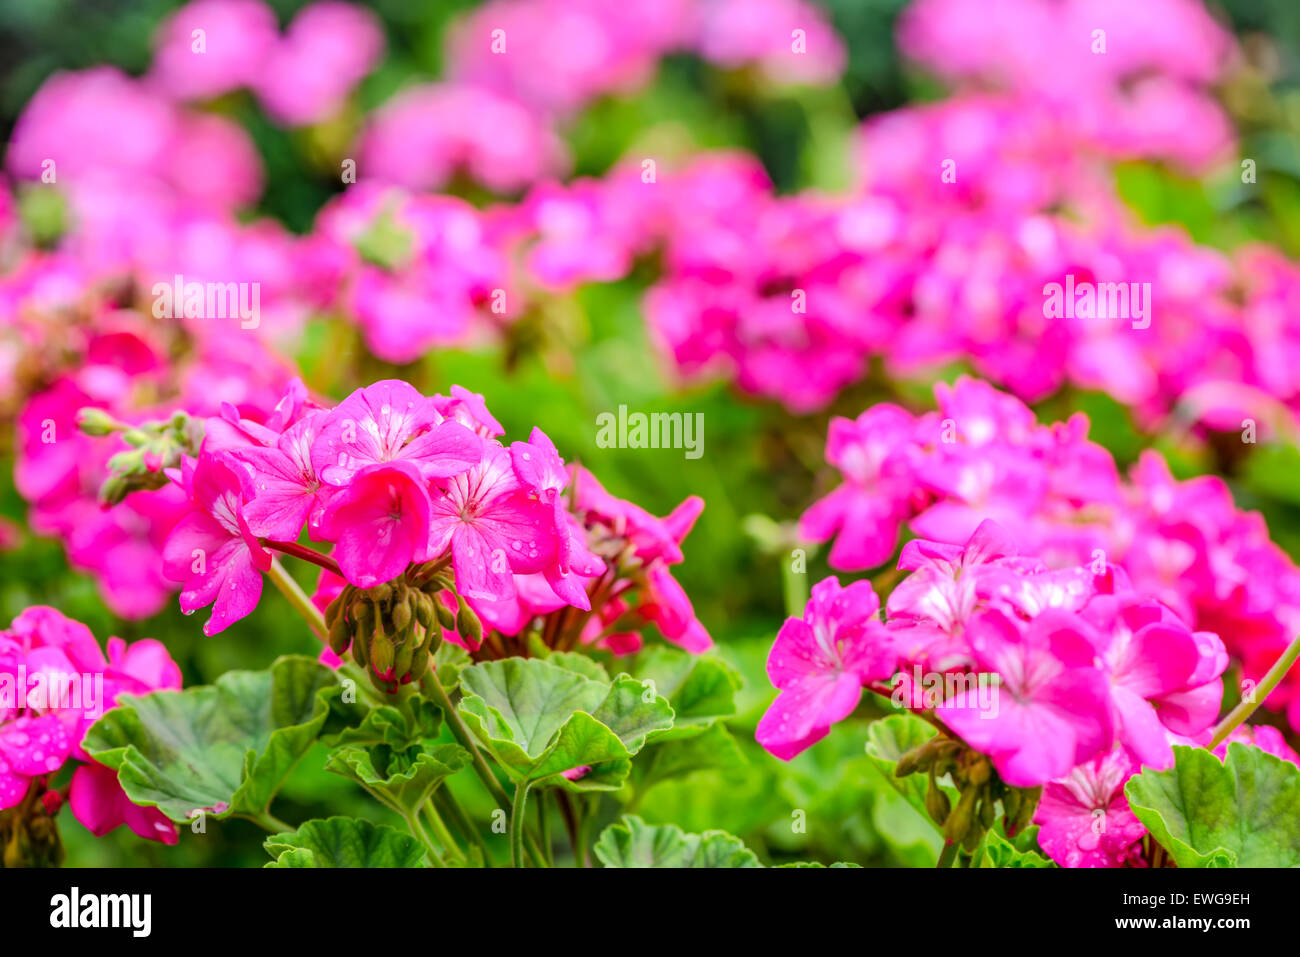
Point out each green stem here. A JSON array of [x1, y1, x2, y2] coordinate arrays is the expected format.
[[266, 558, 383, 705], [780, 549, 810, 619], [936, 841, 958, 869], [406, 811, 445, 868], [267, 558, 328, 640], [423, 802, 464, 865], [435, 790, 490, 864], [1208, 633, 1300, 749], [539, 792, 554, 866], [510, 781, 531, 869], [242, 810, 293, 834], [418, 669, 548, 867]]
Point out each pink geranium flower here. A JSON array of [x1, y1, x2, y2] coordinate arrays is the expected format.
[[935, 608, 1113, 786], [69, 760, 178, 845], [234, 410, 329, 541], [1079, 596, 1214, 770], [318, 462, 433, 588], [162, 451, 272, 635], [427, 445, 559, 602], [511, 428, 606, 608], [312, 380, 482, 486], [758, 578, 896, 760], [1034, 747, 1147, 868], [0, 715, 71, 810], [799, 404, 919, 570]]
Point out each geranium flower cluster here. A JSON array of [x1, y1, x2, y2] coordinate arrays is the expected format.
[[799, 376, 1300, 732], [759, 519, 1230, 867], [0, 606, 181, 848], [151, 377, 709, 675]]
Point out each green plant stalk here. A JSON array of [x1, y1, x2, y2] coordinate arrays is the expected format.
[[422, 802, 464, 865], [434, 789, 490, 864], [936, 841, 958, 869], [510, 781, 531, 869], [418, 668, 547, 866], [406, 810, 445, 868], [240, 810, 292, 834], [1208, 633, 1300, 749], [781, 550, 810, 619], [539, 791, 554, 866]]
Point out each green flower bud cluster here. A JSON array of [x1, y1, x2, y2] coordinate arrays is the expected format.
[[325, 574, 481, 694], [79, 407, 205, 506], [895, 734, 1043, 855]]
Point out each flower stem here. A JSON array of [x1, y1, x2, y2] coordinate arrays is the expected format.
[[406, 810, 445, 868], [266, 558, 383, 705], [1208, 633, 1300, 749], [267, 558, 328, 640], [422, 802, 464, 865], [434, 789, 490, 864], [510, 781, 531, 869], [419, 668, 547, 866], [936, 841, 958, 869], [262, 539, 342, 576]]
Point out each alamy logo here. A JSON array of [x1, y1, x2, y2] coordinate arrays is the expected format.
[[152, 273, 260, 329], [0, 667, 103, 719], [50, 887, 151, 937], [1042, 274, 1151, 329], [890, 667, 1001, 718], [595, 405, 704, 460]]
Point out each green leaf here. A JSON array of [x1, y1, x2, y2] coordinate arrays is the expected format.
[[775, 861, 863, 868], [632, 722, 746, 794], [594, 815, 761, 868], [325, 743, 471, 816], [83, 655, 347, 823], [433, 642, 471, 693], [625, 646, 741, 739], [457, 658, 674, 791], [970, 825, 1053, 868], [1125, 743, 1300, 867], [322, 697, 443, 750], [545, 651, 611, 682], [264, 816, 426, 868], [864, 713, 948, 828]]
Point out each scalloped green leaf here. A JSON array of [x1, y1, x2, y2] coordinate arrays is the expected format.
[[864, 713, 948, 828], [457, 658, 673, 791], [1125, 743, 1300, 868], [325, 743, 471, 815], [546, 651, 611, 682], [970, 825, 1053, 868], [83, 655, 349, 823], [322, 697, 443, 750], [632, 722, 746, 793], [264, 816, 426, 868], [594, 815, 761, 868], [626, 647, 741, 739]]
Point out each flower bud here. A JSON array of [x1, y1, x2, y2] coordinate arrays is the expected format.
[[455, 602, 483, 645], [925, 777, 951, 825], [328, 616, 352, 656], [943, 785, 979, 846], [413, 591, 435, 629], [76, 407, 122, 437], [391, 596, 413, 632], [1008, 785, 1041, 836], [370, 633, 396, 677], [436, 602, 456, 631]]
